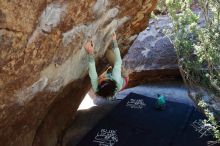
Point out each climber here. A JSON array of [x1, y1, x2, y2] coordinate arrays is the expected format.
[[84, 32, 129, 100], [155, 94, 166, 110]]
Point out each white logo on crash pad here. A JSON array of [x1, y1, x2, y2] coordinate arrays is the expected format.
[[126, 99, 146, 109], [93, 129, 118, 146]]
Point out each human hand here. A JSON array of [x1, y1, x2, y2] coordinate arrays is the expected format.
[[84, 41, 94, 54], [112, 32, 117, 41]]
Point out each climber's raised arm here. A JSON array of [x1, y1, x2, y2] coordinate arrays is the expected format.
[[84, 41, 98, 92], [111, 32, 124, 90]]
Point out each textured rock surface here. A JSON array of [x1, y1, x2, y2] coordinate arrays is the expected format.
[[0, 0, 157, 146], [123, 15, 181, 87]]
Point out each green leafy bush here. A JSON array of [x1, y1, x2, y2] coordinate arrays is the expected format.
[[166, 0, 220, 143], [166, 0, 220, 92]]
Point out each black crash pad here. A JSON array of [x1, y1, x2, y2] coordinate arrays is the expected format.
[[76, 93, 214, 146]]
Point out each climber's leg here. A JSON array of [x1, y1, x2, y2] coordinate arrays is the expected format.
[[105, 49, 129, 78], [105, 49, 115, 67], [121, 66, 129, 78]]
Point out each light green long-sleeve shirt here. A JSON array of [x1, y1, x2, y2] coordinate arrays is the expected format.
[[87, 40, 124, 92]]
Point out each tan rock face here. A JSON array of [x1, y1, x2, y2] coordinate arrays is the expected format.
[[0, 0, 157, 146]]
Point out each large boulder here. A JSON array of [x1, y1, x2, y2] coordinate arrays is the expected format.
[[123, 15, 181, 87], [0, 0, 157, 146]]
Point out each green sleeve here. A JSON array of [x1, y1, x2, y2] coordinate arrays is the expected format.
[[87, 54, 98, 92], [111, 40, 124, 90]]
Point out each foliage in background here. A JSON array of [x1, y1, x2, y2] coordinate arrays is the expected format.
[[166, 0, 220, 144], [166, 0, 220, 93], [198, 100, 220, 145], [156, 0, 167, 14]]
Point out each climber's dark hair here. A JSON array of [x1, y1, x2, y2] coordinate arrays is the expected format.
[[96, 79, 117, 98]]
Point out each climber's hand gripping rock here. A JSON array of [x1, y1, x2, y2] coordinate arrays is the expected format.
[[84, 40, 94, 55]]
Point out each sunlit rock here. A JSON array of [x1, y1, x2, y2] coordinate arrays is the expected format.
[[0, 0, 157, 146]]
